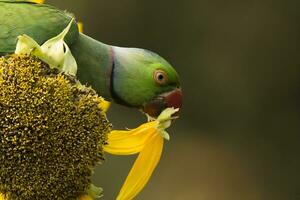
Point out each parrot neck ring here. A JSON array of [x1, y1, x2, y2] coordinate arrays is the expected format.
[[107, 46, 132, 107]]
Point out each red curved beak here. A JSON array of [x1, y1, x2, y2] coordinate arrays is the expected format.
[[164, 89, 183, 110], [143, 89, 182, 118]]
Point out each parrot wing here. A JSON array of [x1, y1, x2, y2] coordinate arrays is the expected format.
[[0, 1, 79, 54], [0, 0, 33, 2]]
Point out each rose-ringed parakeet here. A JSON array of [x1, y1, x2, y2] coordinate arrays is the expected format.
[[0, 0, 182, 117]]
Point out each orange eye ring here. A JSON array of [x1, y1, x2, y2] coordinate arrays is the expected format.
[[153, 70, 168, 85]]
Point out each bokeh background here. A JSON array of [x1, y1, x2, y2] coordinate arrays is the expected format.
[[51, 0, 300, 199]]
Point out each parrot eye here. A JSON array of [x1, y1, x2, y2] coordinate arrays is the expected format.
[[154, 70, 168, 85]]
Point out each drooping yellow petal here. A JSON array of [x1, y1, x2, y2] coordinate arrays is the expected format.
[[78, 22, 84, 33], [106, 108, 178, 199], [104, 121, 158, 155], [116, 134, 164, 200], [29, 0, 45, 3]]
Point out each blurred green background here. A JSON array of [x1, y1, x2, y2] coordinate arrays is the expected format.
[[51, 0, 300, 199]]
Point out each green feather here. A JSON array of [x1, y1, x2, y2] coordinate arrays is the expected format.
[[0, 1, 78, 53], [71, 33, 113, 98], [0, 0, 33, 2]]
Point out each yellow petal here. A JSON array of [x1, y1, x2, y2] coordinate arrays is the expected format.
[[79, 195, 93, 200], [78, 22, 84, 33], [99, 99, 111, 113], [116, 134, 164, 200], [0, 194, 6, 200], [104, 121, 158, 155], [29, 0, 45, 3]]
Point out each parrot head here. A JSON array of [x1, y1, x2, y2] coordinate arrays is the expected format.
[[112, 47, 182, 118]]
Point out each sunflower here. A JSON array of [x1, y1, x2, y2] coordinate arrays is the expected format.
[[0, 8, 180, 199], [0, 54, 110, 200], [0, 18, 110, 200]]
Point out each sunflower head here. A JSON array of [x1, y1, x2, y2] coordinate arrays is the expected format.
[[0, 55, 111, 200]]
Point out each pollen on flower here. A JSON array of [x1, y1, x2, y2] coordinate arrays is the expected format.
[[0, 55, 111, 200]]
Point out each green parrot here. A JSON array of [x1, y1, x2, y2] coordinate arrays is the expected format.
[[0, 0, 182, 117]]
